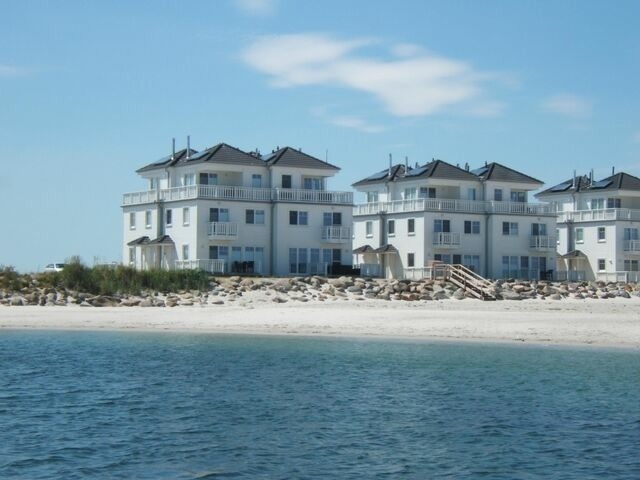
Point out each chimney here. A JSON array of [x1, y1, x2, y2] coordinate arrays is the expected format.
[[484, 160, 487, 167], [612, 166, 615, 176], [405, 156, 409, 171], [186, 135, 191, 159], [388, 153, 392, 177], [573, 169, 576, 188], [590, 168, 594, 185], [171, 137, 175, 160], [464, 162, 469, 171]]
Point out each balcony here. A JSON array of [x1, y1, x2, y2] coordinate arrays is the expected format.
[[274, 188, 353, 205], [624, 240, 640, 253], [174, 259, 226, 274], [530, 235, 557, 251], [322, 226, 352, 243], [208, 222, 239, 240], [558, 208, 640, 223], [432, 232, 461, 248], [353, 199, 555, 217], [122, 185, 352, 206]]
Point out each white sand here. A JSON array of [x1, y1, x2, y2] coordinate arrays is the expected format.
[[1, 297, 640, 348]]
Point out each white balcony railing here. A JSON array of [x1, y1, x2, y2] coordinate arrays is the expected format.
[[596, 271, 640, 283], [208, 222, 239, 239], [530, 235, 557, 250], [123, 185, 353, 206], [555, 270, 587, 282], [558, 208, 640, 223], [174, 259, 226, 273], [275, 188, 353, 204], [322, 226, 352, 242], [624, 240, 640, 252], [359, 263, 382, 277], [353, 199, 555, 217], [432, 232, 461, 248]]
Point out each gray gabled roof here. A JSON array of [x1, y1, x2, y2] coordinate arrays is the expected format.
[[263, 146, 339, 171], [136, 148, 199, 173], [471, 162, 542, 184], [352, 159, 477, 187], [538, 171, 640, 196], [352, 164, 406, 187]]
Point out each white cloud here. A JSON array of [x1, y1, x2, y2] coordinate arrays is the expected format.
[[543, 94, 592, 118], [233, 0, 274, 16], [328, 115, 385, 133], [242, 33, 506, 117], [0, 64, 29, 77]]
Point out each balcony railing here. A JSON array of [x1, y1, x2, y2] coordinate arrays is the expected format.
[[530, 235, 556, 250], [358, 263, 382, 277], [558, 208, 640, 223], [275, 188, 353, 204], [595, 271, 640, 283], [501, 269, 545, 281], [174, 259, 226, 274], [624, 240, 640, 252], [322, 226, 352, 243], [432, 232, 461, 248], [555, 270, 586, 282], [123, 185, 352, 206], [208, 222, 239, 239], [353, 199, 555, 216]]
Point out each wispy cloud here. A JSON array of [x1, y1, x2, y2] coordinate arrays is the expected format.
[[0, 64, 29, 77], [233, 0, 274, 16], [328, 115, 385, 133], [242, 33, 507, 117], [542, 94, 592, 119]]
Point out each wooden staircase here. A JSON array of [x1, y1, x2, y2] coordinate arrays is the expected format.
[[445, 264, 496, 300]]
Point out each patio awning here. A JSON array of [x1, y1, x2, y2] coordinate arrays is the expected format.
[[147, 235, 175, 246], [559, 250, 586, 259], [374, 244, 398, 254], [353, 244, 375, 254], [127, 236, 150, 246]]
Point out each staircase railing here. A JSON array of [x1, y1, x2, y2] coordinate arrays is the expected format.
[[445, 264, 496, 300]]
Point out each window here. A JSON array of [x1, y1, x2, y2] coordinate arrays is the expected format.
[[468, 188, 476, 200], [210, 208, 229, 222], [303, 177, 322, 190], [365, 221, 373, 237], [289, 248, 309, 274], [252, 174, 262, 188], [289, 210, 308, 225], [556, 229, 560, 245], [282, 175, 292, 189], [591, 198, 604, 210], [575, 228, 584, 243], [435, 253, 451, 264], [624, 228, 639, 241], [128, 247, 136, 265], [434, 219, 451, 233], [366, 191, 379, 203], [246, 209, 265, 225], [182, 244, 189, 260], [419, 187, 436, 199], [145, 210, 152, 229], [404, 188, 417, 199], [598, 258, 606, 271], [597, 227, 606, 242], [502, 222, 518, 235], [407, 253, 415, 268], [199, 173, 218, 185], [408, 218, 415, 235], [494, 189, 503, 201], [463, 255, 480, 272], [510, 191, 525, 202], [624, 259, 639, 272], [607, 197, 621, 208], [165, 209, 172, 227], [182, 173, 195, 186], [388, 220, 395, 236], [531, 223, 547, 236], [464, 220, 480, 234], [150, 178, 158, 190], [323, 212, 342, 226], [129, 212, 136, 230], [183, 207, 190, 226]]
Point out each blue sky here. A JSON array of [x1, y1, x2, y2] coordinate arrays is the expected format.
[[2, 0, 639, 271]]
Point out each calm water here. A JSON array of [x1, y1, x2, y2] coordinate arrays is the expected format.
[[0, 331, 639, 479]]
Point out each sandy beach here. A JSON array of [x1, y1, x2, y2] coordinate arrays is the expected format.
[[2, 297, 640, 349]]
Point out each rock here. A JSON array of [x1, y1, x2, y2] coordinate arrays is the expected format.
[[272, 297, 288, 303], [500, 290, 523, 301], [139, 299, 154, 307], [549, 293, 563, 300]]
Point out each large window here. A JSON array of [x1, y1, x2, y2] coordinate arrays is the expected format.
[[183, 207, 190, 226], [463, 255, 480, 272], [607, 197, 621, 208], [591, 198, 605, 210], [510, 191, 525, 202], [282, 175, 292, 189], [434, 219, 451, 233], [404, 188, 417, 200], [624, 259, 639, 271], [502, 222, 518, 235], [182, 173, 195, 186], [388, 220, 395, 236], [145, 210, 152, 229], [407, 253, 415, 267], [597, 227, 606, 242], [575, 228, 584, 243], [165, 209, 172, 227], [366, 191, 379, 203], [129, 212, 136, 230], [408, 218, 415, 235], [289, 210, 308, 225], [467, 188, 476, 200], [252, 174, 262, 188], [210, 208, 229, 222], [199, 173, 218, 185], [303, 177, 322, 190], [246, 209, 265, 225], [323, 212, 342, 226], [494, 189, 503, 201], [531, 223, 547, 236], [365, 221, 373, 237], [624, 228, 639, 240], [464, 220, 480, 234], [419, 187, 436, 199]]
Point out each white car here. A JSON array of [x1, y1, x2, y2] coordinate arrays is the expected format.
[[44, 263, 66, 273]]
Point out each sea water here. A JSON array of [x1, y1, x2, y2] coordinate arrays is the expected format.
[[0, 331, 638, 479]]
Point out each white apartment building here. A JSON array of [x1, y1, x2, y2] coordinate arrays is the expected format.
[[122, 142, 353, 276], [352, 159, 557, 280], [536, 171, 640, 282]]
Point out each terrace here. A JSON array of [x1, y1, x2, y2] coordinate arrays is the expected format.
[[353, 198, 554, 216]]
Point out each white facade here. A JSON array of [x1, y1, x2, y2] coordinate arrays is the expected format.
[[537, 172, 640, 282], [122, 143, 353, 276], [352, 161, 557, 280]]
